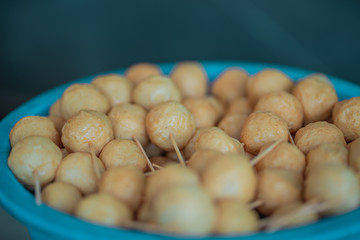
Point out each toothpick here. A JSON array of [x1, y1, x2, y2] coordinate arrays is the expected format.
[[169, 133, 186, 167], [89, 144, 102, 180], [248, 199, 264, 209], [251, 139, 283, 166], [152, 163, 164, 169], [133, 136, 155, 172], [33, 170, 42, 206], [288, 130, 295, 145]]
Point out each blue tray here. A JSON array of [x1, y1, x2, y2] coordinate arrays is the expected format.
[[0, 61, 359, 240]]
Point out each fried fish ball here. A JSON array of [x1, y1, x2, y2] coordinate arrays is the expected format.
[[305, 162, 360, 216], [55, 152, 105, 195], [143, 143, 164, 158], [246, 68, 293, 105], [108, 103, 148, 146], [293, 74, 338, 124], [349, 138, 360, 172], [8, 136, 62, 189], [100, 139, 147, 171], [240, 111, 289, 155], [146, 101, 196, 151], [215, 199, 259, 234], [207, 96, 226, 120], [61, 110, 114, 155], [60, 84, 110, 120], [152, 185, 216, 235], [254, 91, 303, 133], [10, 116, 61, 147], [48, 115, 65, 137], [295, 121, 346, 154], [218, 113, 248, 139], [226, 97, 252, 115], [255, 141, 305, 174], [125, 62, 162, 85], [202, 153, 256, 203], [257, 168, 303, 216], [212, 68, 248, 103], [49, 99, 62, 117], [98, 166, 145, 211], [92, 74, 133, 107], [183, 97, 219, 128], [42, 182, 82, 214], [187, 149, 222, 175], [332, 97, 360, 141], [133, 75, 181, 110], [170, 61, 208, 99], [306, 143, 348, 175], [75, 193, 132, 227]]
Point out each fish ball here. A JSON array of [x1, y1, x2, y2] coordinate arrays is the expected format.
[[183, 97, 219, 128], [226, 97, 252, 115], [143, 143, 164, 158], [218, 113, 248, 139], [187, 149, 222, 175], [349, 138, 360, 172], [125, 62, 162, 85], [49, 99, 62, 117]]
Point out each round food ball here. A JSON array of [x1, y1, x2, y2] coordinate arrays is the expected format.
[[295, 121, 345, 154], [125, 62, 162, 85], [99, 139, 147, 171], [60, 84, 110, 120], [92, 74, 133, 107], [246, 68, 293, 105], [207, 96, 226, 120], [202, 153, 256, 203], [293, 74, 338, 124], [49, 99, 62, 117], [98, 166, 145, 211], [75, 193, 132, 227], [61, 110, 114, 155], [133, 75, 181, 110], [212, 68, 248, 103], [170, 61, 208, 99], [143, 143, 164, 158], [305, 162, 360, 216], [42, 182, 82, 214], [187, 149, 222, 175], [8, 136, 62, 189], [240, 111, 289, 155], [254, 91, 303, 133], [257, 168, 303, 216], [226, 97, 252, 115], [108, 103, 148, 146], [10, 116, 61, 147], [48, 115, 65, 137], [152, 185, 216, 235], [349, 138, 360, 172], [215, 199, 259, 234], [218, 113, 248, 139], [55, 152, 105, 195], [146, 101, 196, 151], [332, 97, 360, 141], [183, 97, 219, 128]]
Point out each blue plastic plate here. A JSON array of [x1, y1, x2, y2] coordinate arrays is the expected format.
[[0, 61, 359, 240]]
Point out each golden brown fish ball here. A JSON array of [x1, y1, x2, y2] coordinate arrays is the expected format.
[[212, 68, 248, 103], [305, 162, 360, 216], [254, 91, 303, 133], [75, 193, 132, 227], [133, 75, 181, 110], [61, 110, 114, 155], [60, 84, 110, 120], [349, 138, 360, 172], [306, 143, 348, 175], [125, 62, 162, 85], [187, 149, 222, 175], [240, 111, 289, 155], [218, 113, 248, 139], [145, 164, 199, 202], [136, 200, 153, 222], [143, 143, 164, 158], [100, 139, 147, 171], [108, 103, 148, 146], [42, 182, 82, 214], [170, 61, 208, 99], [55, 152, 105, 195], [257, 168, 303, 216], [202, 153, 256, 203], [8, 136, 62, 189], [146, 101, 196, 151], [214, 199, 259, 234], [10, 116, 61, 147], [295, 121, 346, 154], [226, 97, 252, 115], [332, 97, 360, 141], [255, 141, 305, 173], [48, 115, 65, 137], [98, 166, 145, 211], [152, 185, 216, 235], [92, 74, 133, 107], [49, 99, 62, 117], [207, 96, 226, 120], [293, 74, 338, 124], [183, 98, 219, 128], [246, 68, 293, 105]]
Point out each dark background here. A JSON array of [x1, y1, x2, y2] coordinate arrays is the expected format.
[[0, 0, 360, 239]]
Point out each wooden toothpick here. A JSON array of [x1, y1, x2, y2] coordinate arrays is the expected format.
[[133, 136, 155, 172], [169, 133, 186, 167], [251, 139, 283, 166]]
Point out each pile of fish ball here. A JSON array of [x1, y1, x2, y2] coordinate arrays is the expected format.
[[7, 61, 360, 236]]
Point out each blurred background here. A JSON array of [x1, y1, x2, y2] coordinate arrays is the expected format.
[[0, 0, 360, 239]]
